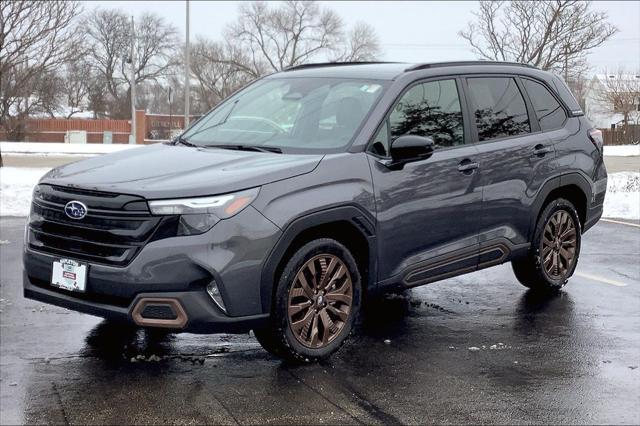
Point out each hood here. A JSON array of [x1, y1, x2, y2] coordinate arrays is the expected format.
[[40, 143, 323, 199]]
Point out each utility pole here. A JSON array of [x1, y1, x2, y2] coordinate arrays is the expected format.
[[184, 0, 190, 128], [564, 43, 569, 82], [169, 87, 173, 138], [130, 16, 136, 144]]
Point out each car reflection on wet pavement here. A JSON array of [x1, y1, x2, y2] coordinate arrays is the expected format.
[[1, 217, 638, 424]]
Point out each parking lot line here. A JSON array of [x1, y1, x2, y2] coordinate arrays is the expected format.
[[575, 271, 628, 287], [601, 218, 640, 229]]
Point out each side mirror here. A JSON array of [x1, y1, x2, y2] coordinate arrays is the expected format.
[[389, 135, 434, 167]]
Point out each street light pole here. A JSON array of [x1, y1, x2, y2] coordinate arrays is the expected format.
[[169, 87, 173, 139], [130, 16, 136, 144], [564, 43, 569, 83], [184, 0, 190, 129]]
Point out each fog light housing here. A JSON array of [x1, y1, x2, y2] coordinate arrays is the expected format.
[[206, 281, 227, 313], [176, 214, 219, 236]]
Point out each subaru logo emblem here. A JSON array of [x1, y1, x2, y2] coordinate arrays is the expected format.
[[64, 201, 88, 220]]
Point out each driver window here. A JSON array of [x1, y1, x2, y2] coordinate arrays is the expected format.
[[384, 79, 464, 153]]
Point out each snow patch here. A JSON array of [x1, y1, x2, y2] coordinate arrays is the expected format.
[[0, 167, 51, 216], [603, 145, 640, 157], [1, 142, 142, 155], [603, 172, 640, 220]]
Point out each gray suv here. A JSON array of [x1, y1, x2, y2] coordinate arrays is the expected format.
[[23, 61, 607, 361]]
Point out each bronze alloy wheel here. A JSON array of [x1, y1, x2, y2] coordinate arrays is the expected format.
[[541, 210, 577, 279], [287, 254, 353, 349]]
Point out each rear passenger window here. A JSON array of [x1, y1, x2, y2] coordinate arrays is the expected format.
[[388, 79, 464, 150], [522, 79, 567, 131], [467, 77, 530, 141]]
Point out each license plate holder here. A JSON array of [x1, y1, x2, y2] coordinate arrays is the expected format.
[[51, 258, 87, 293]]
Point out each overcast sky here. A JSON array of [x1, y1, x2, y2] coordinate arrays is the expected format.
[[85, 1, 640, 74]]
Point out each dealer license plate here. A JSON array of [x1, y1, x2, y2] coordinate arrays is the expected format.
[[51, 259, 87, 292]]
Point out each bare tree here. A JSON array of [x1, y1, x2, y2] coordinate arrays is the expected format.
[[57, 60, 94, 118], [332, 22, 380, 62], [129, 13, 182, 85], [0, 0, 84, 140], [82, 8, 129, 116], [189, 37, 256, 111], [140, 80, 175, 117], [594, 70, 640, 137], [87, 74, 109, 119], [82, 9, 181, 118], [226, 1, 380, 74], [459, 1, 617, 79], [567, 73, 589, 109]]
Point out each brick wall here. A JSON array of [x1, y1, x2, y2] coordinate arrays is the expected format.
[[1, 117, 132, 144], [145, 113, 200, 140], [1, 112, 201, 144], [135, 110, 146, 145]]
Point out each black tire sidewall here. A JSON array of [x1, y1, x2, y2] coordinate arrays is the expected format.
[[273, 238, 362, 361]]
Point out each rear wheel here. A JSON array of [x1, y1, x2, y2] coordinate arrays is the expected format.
[[512, 198, 581, 292], [254, 238, 361, 362]]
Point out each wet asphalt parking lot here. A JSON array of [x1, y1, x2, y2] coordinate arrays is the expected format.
[[1, 217, 639, 425]]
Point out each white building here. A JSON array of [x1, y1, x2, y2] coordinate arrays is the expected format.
[[584, 74, 640, 129]]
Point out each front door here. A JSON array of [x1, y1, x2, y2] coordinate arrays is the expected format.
[[368, 78, 483, 288]]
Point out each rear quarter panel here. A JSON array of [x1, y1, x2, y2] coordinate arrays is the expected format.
[[554, 117, 607, 207]]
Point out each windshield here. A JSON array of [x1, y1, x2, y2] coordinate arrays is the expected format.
[[182, 77, 387, 154]]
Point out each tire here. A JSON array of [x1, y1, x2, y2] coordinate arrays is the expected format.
[[254, 238, 362, 363], [512, 198, 582, 292]]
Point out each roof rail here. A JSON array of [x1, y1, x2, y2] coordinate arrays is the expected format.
[[405, 61, 537, 72], [284, 61, 401, 72]]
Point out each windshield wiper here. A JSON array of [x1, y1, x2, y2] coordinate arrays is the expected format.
[[173, 135, 198, 147], [203, 144, 282, 154]]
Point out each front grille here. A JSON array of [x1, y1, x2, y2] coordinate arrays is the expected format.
[[28, 184, 162, 266]]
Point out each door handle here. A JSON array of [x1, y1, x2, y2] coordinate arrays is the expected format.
[[457, 159, 479, 173], [533, 144, 553, 156]]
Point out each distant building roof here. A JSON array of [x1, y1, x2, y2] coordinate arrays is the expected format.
[[593, 74, 640, 83]]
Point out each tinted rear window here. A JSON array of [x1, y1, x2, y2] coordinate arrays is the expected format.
[[522, 79, 567, 131], [467, 77, 531, 141]]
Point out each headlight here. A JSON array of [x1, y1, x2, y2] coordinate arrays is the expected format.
[[148, 188, 260, 235], [148, 188, 259, 217]]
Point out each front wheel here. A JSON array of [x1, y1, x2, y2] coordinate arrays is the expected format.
[[512, 198, 582, 292], [254, 238, 361, 362]]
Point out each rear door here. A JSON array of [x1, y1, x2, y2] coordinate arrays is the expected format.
[[520, 77, 571, 152], [368, 78, 483, 287], [464, 76, 558, 260]]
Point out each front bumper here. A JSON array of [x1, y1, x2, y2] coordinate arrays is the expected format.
[[23, 271, 268, 333], [23, 206, 281, 333]]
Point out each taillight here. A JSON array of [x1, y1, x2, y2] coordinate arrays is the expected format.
[[588, 128, 603, 152]]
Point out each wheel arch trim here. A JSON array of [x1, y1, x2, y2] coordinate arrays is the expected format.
[[530, 172, 592, 240], [259, 205, 377, 314]]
